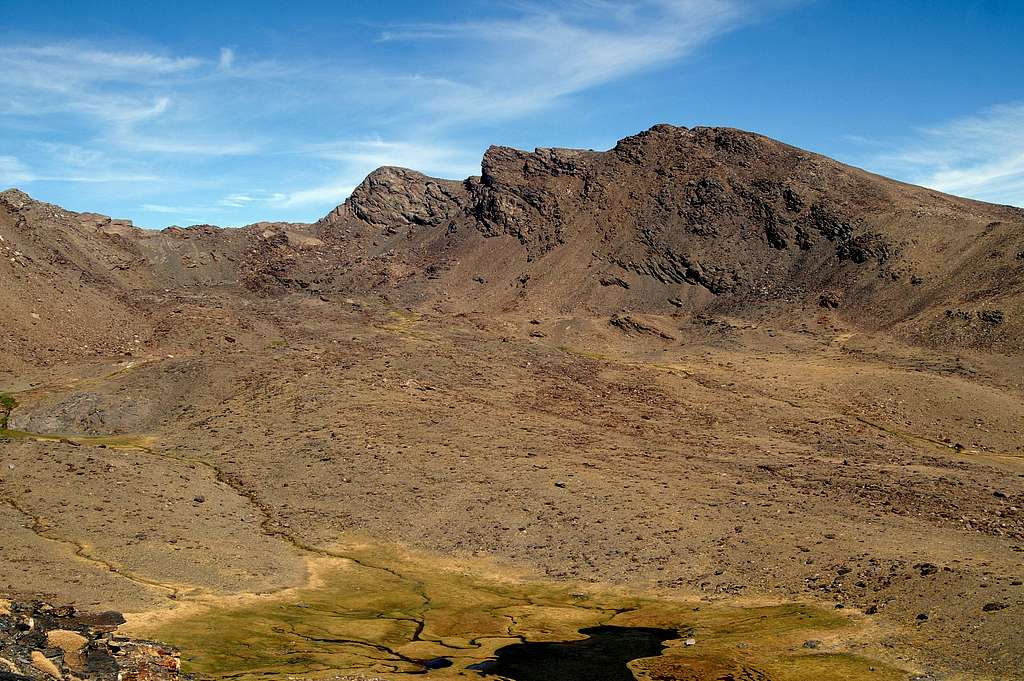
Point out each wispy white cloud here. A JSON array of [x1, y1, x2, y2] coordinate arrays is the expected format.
[[871, 102, 1024, 206], [0, 156, 34, 185], [0, 154, 158, 185], [274, 182, 359, 209], [145, 191, 267, 216], [0, 42, 256, 156], [141, 203, 193, 214], [380, 0, 747, 121], [0, 44, 202, 78], [219, 193, 256, 208], [0, 45, 198, 127], [113, 133, 261, 156], [80, 95, 172, 125], [0, 2, 750, 148], [218, 47, 235, 70], [138, 203, 211, 226], [33, 142, 106, 168]]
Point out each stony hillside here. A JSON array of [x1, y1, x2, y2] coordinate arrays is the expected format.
[[3, 124, 1023, 364], [311, 125, 1024, 352], [0, 189, 290, 364]]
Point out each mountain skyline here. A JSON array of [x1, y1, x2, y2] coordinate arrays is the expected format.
[[2, 0, 1022, 227]]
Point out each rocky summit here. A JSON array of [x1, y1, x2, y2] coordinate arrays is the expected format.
[[1, 126, 1023, 680]]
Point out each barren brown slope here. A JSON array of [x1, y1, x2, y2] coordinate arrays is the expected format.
[[0, 188, 311, 365]]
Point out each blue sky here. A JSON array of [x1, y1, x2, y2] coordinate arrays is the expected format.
[[1, 0, 1022, 227]]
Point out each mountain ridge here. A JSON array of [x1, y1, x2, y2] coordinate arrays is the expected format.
[[2, 124, 1023, 364]]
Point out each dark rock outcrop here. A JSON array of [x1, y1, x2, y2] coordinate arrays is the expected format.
[[0, 601, 183, 681], [322, 167, 469, 233]]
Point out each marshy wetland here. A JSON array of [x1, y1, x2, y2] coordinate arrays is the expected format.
[[122, 541, 906, 681]]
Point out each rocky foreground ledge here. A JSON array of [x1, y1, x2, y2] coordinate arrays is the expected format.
[[0, 600, 183, 681]]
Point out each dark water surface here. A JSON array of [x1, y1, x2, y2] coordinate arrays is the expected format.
[[473, 625, 679, 681]]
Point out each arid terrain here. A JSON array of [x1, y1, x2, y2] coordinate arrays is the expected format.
[[1, 125, 1022, 680]]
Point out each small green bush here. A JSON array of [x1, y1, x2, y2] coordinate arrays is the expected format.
[[0, 393, 16, 429]]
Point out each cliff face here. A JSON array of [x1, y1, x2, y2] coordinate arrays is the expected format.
[[3, 124, 1023, 362]]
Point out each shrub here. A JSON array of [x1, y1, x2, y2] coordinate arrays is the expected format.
[[0, 393, 16, 429]]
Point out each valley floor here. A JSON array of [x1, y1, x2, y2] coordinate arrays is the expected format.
[[1, 293, 1022, 679]]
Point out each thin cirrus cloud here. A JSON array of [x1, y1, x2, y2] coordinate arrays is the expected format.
[[0, 1, 757, 224], [379, 0, 747, 121], [872, 102, 1024, 207], [0, 44, 201, 85], [0, 154, 158, 184], [218, 47, 235, 71]]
